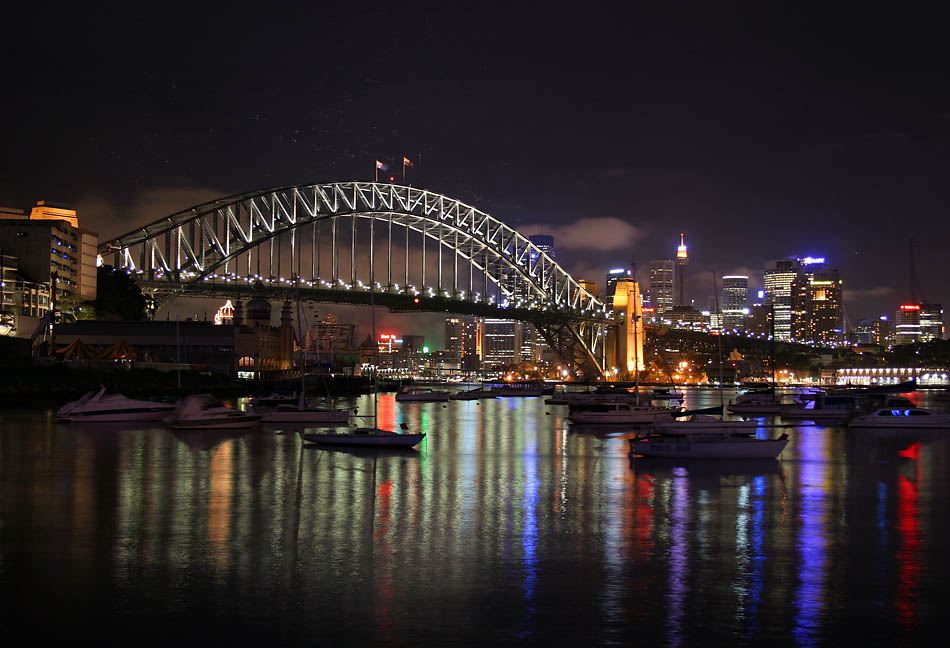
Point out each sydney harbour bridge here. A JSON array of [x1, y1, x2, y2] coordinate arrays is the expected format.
[[98, 182, 625, 379]]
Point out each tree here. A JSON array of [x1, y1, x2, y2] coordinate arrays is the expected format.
[[91, 266, 147, 320]]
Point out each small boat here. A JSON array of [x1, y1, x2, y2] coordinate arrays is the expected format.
[[165, 395, 261, 429], [651, 413, 759, 436], [651, 387, 685, 400], [303, 426, 425, 448], [250, 392, 299, 408], [568, 402, 676, 424], [395, 386, 451, 402], [450, 388, 497, 400], [848, 407, 950, 429], [781, 395, 856, 422], [727, 389, 784, 415], [259, 393, 351, 424], [482, 381, 545, 397], [629, 432, 789, 459], [55, 385, 175, 422]]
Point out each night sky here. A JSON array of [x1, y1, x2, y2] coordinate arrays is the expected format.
[[2, 4, 948, 342]]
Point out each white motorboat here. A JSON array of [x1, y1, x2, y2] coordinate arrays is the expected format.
[[259, 393, 351, 424], [781, 395, 856, 422], [650, 414, 759, 436], [629, 432, 789, 459], [727, 390, 784, 415], [303, 427, 425, 448], [165, 395, 262, 429], [848, 407, 950, 429], [651, 387, 685, 400], [568, 402, 676, 424], [55, 386, 175, 422], [395, 386, 451, 402]]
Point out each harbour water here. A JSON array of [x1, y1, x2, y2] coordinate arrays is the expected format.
[[1, 389, 948, 646]]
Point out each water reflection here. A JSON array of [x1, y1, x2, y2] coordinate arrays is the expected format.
[[793, 428, 830, 646], [0, 392, 946, 645]]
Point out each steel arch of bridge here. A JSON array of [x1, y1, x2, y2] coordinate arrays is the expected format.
[[99, 182, 612, 378]]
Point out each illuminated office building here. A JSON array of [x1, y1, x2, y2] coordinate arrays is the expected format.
[[648, 259, 674, 315], [895, 303, 944, 344], [763, 258, 801, 341], [789, 263, 844, 344], [528, 234, 556, 259], [721, 275, 749, 330], [481, 318, 518, 368]]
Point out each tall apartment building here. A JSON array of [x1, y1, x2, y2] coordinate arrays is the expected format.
[[0, 202, 98, 310]]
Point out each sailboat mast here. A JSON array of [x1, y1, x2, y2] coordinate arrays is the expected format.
[[713, 273, 724, 409], [369, 218, 378, 426]]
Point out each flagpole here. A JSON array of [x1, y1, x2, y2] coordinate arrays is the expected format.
[[401, 157, 406, 183]]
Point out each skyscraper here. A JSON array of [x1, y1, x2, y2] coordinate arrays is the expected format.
[[763, 258, 801, 341], [528, 234, 555, 259], [789, 261, 844, 344], [721, 275, 749, 330], [675, 233, 688, 306], [648, 259, 674, 316]]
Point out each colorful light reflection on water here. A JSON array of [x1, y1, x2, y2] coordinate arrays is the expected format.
[[0, 390, 948, 646]]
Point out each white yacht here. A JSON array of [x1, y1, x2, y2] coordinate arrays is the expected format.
[[727, 390, 784, 415], [629, 432, 789, 459], [395, 386, 451, 402], [781, 395, 856, 422], [568, 402, 675, 424], [165, 395, 262, 429], [55, 386, 175, 422], [650, 414, 759, 436], [848, 407, 950, 429]]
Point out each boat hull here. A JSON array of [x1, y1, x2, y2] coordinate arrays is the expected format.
[[727, 404, 783, 415], [169, 416, 261, 429], [569, 411, 673, 424], [55, 409, 174, 423], [303, 432, 425, 447], [395, 395, 450, 402], [652, 422, 758, 436], [630, 436, 788, 459]]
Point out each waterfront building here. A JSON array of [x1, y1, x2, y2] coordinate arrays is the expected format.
[[303, 312, 358, 371], [920, 302, 944, 341], [0, 202, 98, 314], [445, 315, 480, 370], [721, 275, 749, 331], [675, 233, 688, 306], [0, 252, 52, 339], [232, 284, 296, 377], [481, 318, 518, 368], [764, 258, 801, 341], [648, 259, 674, 316], [895, 303, 944, 344]]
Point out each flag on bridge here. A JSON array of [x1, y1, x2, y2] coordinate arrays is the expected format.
[[402, 156, 414, 168], [376, 160, 388, 170]]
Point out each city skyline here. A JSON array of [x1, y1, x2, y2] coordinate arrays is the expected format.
[[2, 5, 947, 338]]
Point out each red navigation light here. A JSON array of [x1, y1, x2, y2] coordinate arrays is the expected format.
[[413, 297, 420, 304], [900, 304, 921, 311], [389, 176, 395, 182]]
